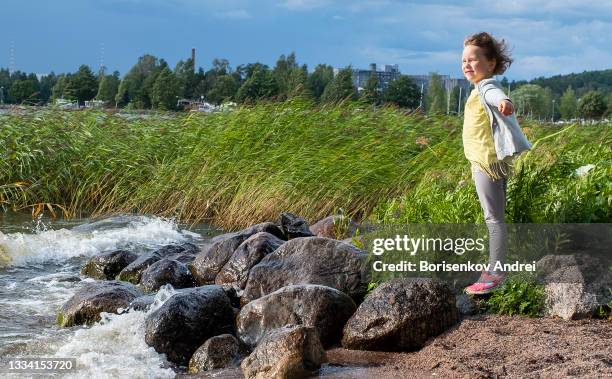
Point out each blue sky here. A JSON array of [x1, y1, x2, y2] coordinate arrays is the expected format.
[[2, 0, 611, 80]]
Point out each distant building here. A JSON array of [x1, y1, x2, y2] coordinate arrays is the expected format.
[[351, 63, 402, 92], [85, 100, 105, 109]]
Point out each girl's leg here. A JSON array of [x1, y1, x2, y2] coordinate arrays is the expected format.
[[473, 168, 508, 275]]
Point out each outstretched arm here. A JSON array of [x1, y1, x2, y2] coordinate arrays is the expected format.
[[483, 85, 514, 116]]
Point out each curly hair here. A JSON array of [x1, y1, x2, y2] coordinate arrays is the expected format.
[[464, 32, 513, 75]]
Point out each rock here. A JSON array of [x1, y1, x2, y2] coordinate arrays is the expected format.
[[129, 295, 156, 311], [81, 250, 138, 280], [190, 222, 285, 285], [215, 232, 285, 291], [153, 242, 199, 257], [117, 252, 162, 284], [341, 278, 459, 351], [144, 285, 235, 365], [140, 259, 196, 293], [309, 215, 358, 240], [240, 325, 326, 379], [188, 334, 244, 373], [57, 281, 142, 327], [456, 294, 477, 316], [279, 212, 313, 239], [154, 243, 199, 264], [242, 237, 369, 305], [237, 284, 356, 349], [537, 253, 612, 320]]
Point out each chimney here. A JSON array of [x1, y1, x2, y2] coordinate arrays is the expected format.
[[191, 48, 196, 72]]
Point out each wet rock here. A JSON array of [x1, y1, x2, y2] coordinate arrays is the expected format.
[[144, 285, 235, 365], [341, 278, 459, 351], [280, 212, 313, 239], [188, 334, 244, 373], [309, 215, 358, 240], [241, 325, 326, 379], [129, 294, 156, 311], [215, 232, 285, 291], [537, 253, 612, 320], [189, 222, 285, 285], [154, 243, 199, 264], [140, 259, 196, 293], [117, 252, 162, 284], [81, 250, 138, 280], [57, 281, 142, 327], [242, 237, 369, 306], [153, 242, 199, 257], [237, 284, 356, 348]]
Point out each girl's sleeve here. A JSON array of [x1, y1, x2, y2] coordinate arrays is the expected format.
[[483, 85, 511, 107]]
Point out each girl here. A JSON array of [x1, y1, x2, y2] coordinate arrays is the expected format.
[[461, 32, 531, 295]]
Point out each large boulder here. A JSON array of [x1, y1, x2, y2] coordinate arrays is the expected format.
[[140, 259, 196, 293], [188, 334, 244, 373], [237, 284, 356, 348], [537, 253, 612, 320], [341, 278, 459, 351], [144, 286, 235, 365], [189, 222, 285, 285], [215, 232, 285, 291], [242, 237, 369, 305], [117, 252, 162, 284], [154, 243, 199, 264], [309, 215, 358, 240], [240, 325, 326, 379], [81, 250, 138, 280], [279, 212, 313, 239], [57, 281, 142, 327]]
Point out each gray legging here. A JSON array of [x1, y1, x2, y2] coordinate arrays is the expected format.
[[473, 168, 508, 275]]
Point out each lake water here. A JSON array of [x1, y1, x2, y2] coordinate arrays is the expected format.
[[0, 212, 223, 378]]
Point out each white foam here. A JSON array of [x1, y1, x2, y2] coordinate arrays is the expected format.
[[0, 216, 197, 267], [56, 286, 177, 379]]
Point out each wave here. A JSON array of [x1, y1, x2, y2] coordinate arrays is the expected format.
[[0, 215, 198, 267]]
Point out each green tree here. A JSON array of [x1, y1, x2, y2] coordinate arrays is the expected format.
[[382, 75, 419, 109], [286, 64, 309, 99], [321, 67, 356, 104], [361, 72, 380, 105], [151, 66, 181, 110], [68, 65, 98, 104], [425, 73, 446, 114], [578, 91, 606, 119], [559, 86, 578, 120], [273, 52, 299, 100], [51, 74, 72, 101], [39, 73, 57, 104], [606, 93, 612, 117], [236, 66, 279, 103], [174, 58, 196, 99], [206, 75, 239, 104], [96, 71, 120, 106], [9, 79, 38, 103], [307, 64, 334, 101], [510, 84, 548, 119], [115, 54, 160, 108], [448, 85, 463, 115]]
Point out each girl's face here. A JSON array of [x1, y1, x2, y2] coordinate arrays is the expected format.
[[462, 45, 496, 83]]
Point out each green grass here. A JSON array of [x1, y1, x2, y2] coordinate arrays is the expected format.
[[483, 273, 545, 317], [0, 98, 610, 229]]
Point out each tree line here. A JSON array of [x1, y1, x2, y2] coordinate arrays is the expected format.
[[0, 51, 611, 119]]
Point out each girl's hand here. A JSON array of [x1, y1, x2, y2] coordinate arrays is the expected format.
[[498, 100, 514, 116]]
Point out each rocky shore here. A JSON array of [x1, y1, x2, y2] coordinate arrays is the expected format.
[[55, 212, 612, 378]]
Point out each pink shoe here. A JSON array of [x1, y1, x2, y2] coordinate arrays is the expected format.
[[464, 271, 505, 295]]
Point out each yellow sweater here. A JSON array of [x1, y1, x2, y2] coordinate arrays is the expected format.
[[463, 88, 511, 180]]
